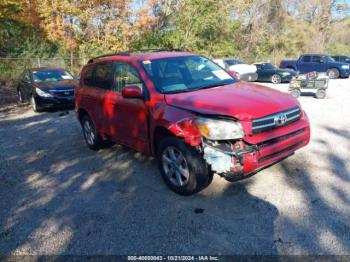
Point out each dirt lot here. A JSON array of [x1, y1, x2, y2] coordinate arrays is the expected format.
[[0, 78, 350, 255]]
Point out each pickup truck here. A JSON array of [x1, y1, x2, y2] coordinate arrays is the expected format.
[[280, 54, 350, 79]]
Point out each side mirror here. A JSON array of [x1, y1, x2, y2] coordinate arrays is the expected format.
[[319, 59, 324, 64], [122, 85, 144, 99]]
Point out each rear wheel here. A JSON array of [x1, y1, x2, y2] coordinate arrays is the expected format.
[[17, 89, 24, 103], [81, 114, 102, 150], [271, 74, 281, 84], [290, 89, 301, 98], [327, 68, 339, 79], [157, 137, 213, 196]]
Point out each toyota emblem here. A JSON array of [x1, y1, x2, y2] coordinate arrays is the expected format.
[[274, 113, 287, 126]]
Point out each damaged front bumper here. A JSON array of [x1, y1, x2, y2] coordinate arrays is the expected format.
[[202, 125, 310, 181]]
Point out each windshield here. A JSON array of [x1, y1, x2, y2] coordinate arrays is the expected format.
[[263, 63, 276, 70], [141, 55, 237, 94], [32, 69, 74, 82], [225, 59, 242, 66]]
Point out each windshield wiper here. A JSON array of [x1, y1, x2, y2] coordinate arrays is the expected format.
[[163, 82, 231, 94]]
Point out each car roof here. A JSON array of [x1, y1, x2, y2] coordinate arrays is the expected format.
[[301, 54, 330, 56], [87, 50, 195, 64], [29, 67, 66, 72]]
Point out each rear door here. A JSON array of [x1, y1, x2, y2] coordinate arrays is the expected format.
[[103, 61, 149, 153], [80, 62, 115, 135]]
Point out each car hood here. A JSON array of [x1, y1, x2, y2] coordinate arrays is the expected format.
[[34, 80, 77, 90], [329, 62, 348, 67], [164, 82, 299, 121], [229, 64, 257, 74]]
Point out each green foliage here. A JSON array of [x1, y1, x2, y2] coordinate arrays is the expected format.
[[1, 0, 350, 83]]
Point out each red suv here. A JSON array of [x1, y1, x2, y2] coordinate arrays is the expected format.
[[75, 50, 310, 195]]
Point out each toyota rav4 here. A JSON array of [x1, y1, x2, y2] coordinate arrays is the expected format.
[[75, 50, 310, 195]]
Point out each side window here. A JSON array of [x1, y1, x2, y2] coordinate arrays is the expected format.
[[93, 62, 115, 90], [114, 62, 143, 93], [311, 56, 321, 63], [83, 65, 95, 86], [302, 56, 311, 63]]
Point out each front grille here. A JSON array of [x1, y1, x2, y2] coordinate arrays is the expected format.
[[252, 107, 301, 133], [49, 89, 75, 97]]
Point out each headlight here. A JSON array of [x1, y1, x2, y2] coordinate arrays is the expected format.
[[195, 117, 244, 140], [35, 88, 53, 97], [341, 65, 349, 69], [282, 72, 290, 76]]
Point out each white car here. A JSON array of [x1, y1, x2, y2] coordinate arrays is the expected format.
[[213, 59, 258, 81]]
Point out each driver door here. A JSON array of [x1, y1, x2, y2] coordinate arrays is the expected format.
[[103, 62, 149, 153]]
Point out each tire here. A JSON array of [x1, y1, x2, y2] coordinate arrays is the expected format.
[[81, 114, 102, 150], [315, 89, 326, 99], [157, 137, 213, 196], [30, 95, 41, 112], [327, 68, 339, 79], [271, 74, 282, 84], [17, 89, 24, 103], [290, 89, 301, 98]]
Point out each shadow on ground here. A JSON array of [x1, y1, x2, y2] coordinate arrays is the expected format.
[[0, 108, 349, 255]]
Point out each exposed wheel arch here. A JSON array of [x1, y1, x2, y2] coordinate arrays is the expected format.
[[153, 126, 174, 156], [77, 108, 90, 123]]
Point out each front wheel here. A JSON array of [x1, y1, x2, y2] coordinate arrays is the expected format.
[[31, 95, 41, 112], [271, 74, 281, 84], [157, 137, 213, 196], [327, 68, 339, 79]]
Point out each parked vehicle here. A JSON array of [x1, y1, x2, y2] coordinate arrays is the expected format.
[[254, 62, 297, 84], [280, 54, 350, 79], [332, 55, 350, 64], [289, 71, 329, 99], [213, 59, 258, 81], [17, 67, 77, 112], [76, 50, 310, 195]]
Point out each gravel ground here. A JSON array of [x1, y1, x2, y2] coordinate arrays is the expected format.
[[0, 78, 350, 255]]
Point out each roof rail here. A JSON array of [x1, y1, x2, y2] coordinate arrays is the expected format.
[[137, 48, 186, 53], [87, 48, 187, 63], [88, 52, 130, 63]]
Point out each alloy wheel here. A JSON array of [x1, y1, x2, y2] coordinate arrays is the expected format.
[[83, 119, 96, 146], [18, 90, 23, 103], [31, 96, 37, 112], [161, 146, 190, 187], [272, 74, 281, 84]]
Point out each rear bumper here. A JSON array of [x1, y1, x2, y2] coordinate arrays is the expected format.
[[239, 72, 258, 82], [36, 95, 75, 109]]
